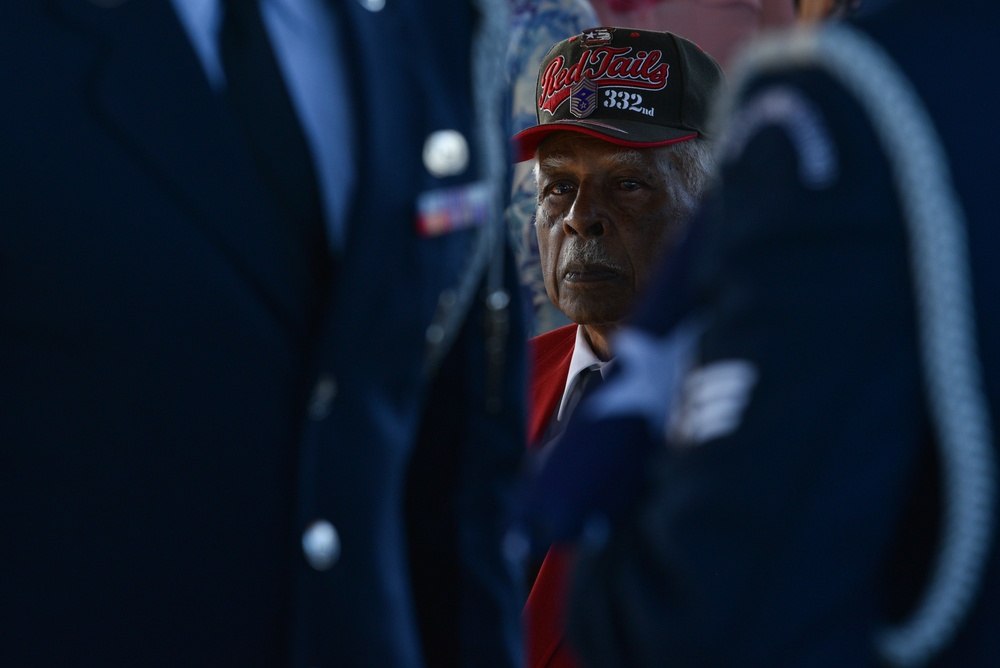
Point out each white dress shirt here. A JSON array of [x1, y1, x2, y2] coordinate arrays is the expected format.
[[555, 326, 612, 422]]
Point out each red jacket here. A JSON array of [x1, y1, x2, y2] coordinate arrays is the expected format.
[[525, 324, 581, 668]]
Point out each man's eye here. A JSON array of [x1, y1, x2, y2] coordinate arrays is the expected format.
[[547, 183, 574, 196], [619, 179, 642, 191]]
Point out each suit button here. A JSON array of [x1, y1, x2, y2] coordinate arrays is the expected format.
[[423, 130, 469, 177], [307, 375, 337, 420], [358, 0, 385, 11], [302, 520, 340, 571]]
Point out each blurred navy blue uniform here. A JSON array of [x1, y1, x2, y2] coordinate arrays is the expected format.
[[0, 1, 525, 666], [517, 0, 1000, 664]]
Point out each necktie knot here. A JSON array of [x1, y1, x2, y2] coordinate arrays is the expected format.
[[563, 365, 604, 422]]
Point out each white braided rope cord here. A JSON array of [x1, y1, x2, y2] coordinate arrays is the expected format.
[[722, 25, 997, 668]]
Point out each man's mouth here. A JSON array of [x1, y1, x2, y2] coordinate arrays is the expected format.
[[563, 263, 621, 283]]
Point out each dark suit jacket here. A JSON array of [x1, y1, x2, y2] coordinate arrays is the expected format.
[[0, 1, 525, 666], [525, 324, 579, 668]]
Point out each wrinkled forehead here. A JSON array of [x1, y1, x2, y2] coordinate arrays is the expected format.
[[535, 133, 652, 174]]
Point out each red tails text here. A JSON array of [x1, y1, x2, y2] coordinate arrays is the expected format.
[[538, 47, 669, 114]]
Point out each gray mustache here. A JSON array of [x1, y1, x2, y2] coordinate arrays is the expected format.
[[561, 240, 627, 274]]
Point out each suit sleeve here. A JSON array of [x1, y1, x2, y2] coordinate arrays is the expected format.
[[567, 68, 932, 666], [405, 240, 528, 668]]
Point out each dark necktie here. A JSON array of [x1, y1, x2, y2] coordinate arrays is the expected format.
[[218, 0, 331, 327], [218, 0, 325, 241], [542, 366, 605, 449]]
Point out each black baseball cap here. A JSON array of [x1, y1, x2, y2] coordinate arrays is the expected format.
[[512, 27, 724, 162]]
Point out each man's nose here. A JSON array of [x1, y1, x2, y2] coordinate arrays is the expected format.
[[562, 183, 606, 239]]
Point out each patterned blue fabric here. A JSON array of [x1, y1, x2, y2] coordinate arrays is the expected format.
[[507, 0, 599, 335]]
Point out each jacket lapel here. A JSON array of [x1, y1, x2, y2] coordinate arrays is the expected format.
[[528, 325, 579, 446], [55, 0, 316, 334]]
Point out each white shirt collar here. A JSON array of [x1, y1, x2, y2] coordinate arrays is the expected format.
[[555, 326, 611, 421]]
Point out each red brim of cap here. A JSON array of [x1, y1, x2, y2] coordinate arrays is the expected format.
[[511, 120, 698, 162]]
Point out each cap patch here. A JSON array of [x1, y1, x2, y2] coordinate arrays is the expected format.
[[580, 28, 614, 47], [570, 77, 598, 118]]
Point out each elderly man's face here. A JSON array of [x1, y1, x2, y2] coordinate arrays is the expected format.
[[535, 133, 683, 326]]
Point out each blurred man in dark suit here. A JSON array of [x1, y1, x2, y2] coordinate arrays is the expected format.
[[0, 1, 525, 666]]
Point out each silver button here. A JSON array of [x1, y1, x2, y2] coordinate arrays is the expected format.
[[422, 130, 469, 177], [359, 0, 385, 11], [302, 520, 340, 571], [307, 375, 337, 420], [438, 289, 457, 309], [425, 323, 445, 345]]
